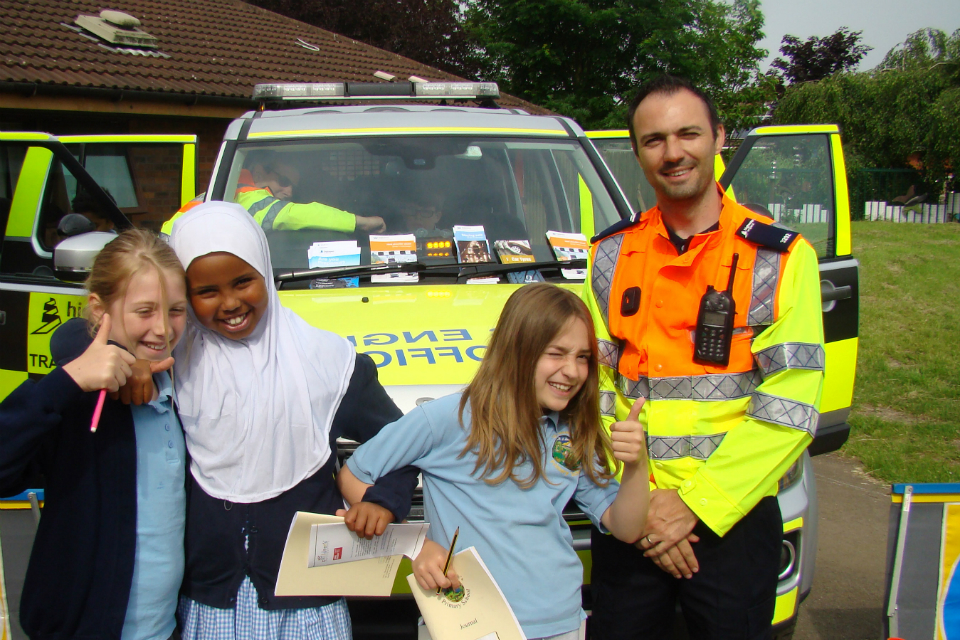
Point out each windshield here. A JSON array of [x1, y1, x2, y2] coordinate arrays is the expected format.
[[224, 136, 622, 280], [591, 137, 656, 215]]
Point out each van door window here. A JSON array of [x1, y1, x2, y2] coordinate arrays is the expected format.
[[65, 143, 186, 230], [0, 144, 27, 238], [727, 134, 835, 258], [38, 157, 119, 251]]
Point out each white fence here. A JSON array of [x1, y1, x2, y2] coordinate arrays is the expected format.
[[864, 192, 960, 223], [765, 203, 830, 224]]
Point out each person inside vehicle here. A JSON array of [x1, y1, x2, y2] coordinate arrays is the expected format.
[[159, 151, 386, 236], [237, 151, 386, 234], [398, 191, 446, 236]]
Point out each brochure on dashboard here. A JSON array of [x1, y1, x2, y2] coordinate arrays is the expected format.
[[370, 234, 419, 283], [545, 231, 588, 279]]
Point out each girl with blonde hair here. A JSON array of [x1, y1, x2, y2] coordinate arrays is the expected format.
[[0, 228, 189, 639]]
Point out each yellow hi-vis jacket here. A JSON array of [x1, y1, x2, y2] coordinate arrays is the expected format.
[[160, 169, 357, 235], [582, 188, 824, 536]]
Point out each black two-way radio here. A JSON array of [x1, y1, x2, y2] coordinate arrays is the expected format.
[[693, 253, 739, 366]]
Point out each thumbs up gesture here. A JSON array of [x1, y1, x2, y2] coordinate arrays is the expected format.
[[62, 313, 136, 393], [112, 356, 171, 405], [610, 398, 647, 465]]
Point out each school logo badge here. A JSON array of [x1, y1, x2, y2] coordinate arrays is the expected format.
[[443, 584, 466, 603], [551, 433, 580, 473]]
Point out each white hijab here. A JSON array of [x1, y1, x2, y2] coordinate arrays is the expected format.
[[170, 202, 355, 502]]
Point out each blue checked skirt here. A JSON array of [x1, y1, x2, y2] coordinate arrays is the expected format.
[[178, 577, 352, 640]]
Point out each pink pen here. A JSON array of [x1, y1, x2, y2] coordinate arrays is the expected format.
[[90, 389, 107, 433]]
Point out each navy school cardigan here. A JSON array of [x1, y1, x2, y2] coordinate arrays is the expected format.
[[0, 321, 141, 640], [181, 348, 416, 610]]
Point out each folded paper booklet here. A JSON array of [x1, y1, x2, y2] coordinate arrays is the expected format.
[[453, 225, 493, 264], [493, 240, 534, 264], [407, 546, 526, 640], [276, 512, 429, 597], [308, 520, 429, 567], [545, 231, 588, 279], [370, 234, 419, 283], [308, 240, 361, 288]]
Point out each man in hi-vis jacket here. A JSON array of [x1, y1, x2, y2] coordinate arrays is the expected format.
[[583, 75, 824, 640]]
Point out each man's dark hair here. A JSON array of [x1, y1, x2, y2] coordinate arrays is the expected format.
[[626, 75, 722, 152]]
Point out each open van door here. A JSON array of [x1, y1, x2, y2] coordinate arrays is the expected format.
[[720, 124, 858, 456], [0, 132, 196, 640], [0, 133, 196, 400]]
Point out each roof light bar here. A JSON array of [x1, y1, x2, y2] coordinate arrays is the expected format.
[[253, 83, 345, 100], [415, 82, 499, 99], [252, 81, 500, 101]]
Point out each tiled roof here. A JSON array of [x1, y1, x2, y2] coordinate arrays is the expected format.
[[0, 0, 546, 113]]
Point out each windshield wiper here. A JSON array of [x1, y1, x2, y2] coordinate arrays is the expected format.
[[274, 259, 587, 288]]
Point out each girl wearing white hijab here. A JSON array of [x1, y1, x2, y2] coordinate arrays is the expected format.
[[169, 202, 417, 639]]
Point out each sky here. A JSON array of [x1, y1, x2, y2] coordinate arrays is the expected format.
[[757, 0, 960, 71]]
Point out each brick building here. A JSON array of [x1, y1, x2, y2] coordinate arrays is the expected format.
[[1, 0, 544, 228]]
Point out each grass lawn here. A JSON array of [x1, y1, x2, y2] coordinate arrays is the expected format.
[[842, 221, 960, 483]]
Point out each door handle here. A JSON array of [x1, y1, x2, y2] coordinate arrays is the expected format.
[[820, 280, 852, 312]]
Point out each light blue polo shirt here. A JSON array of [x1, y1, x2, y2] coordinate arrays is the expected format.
[[346, 393, 619, 639], [122, 372, 186, 640]]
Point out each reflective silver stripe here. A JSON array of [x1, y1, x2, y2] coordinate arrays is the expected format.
[[748, 248, 780, 327], [246, 195, 276, 216], [600, 391, 616, 417], [648, 433, 726, 461], [260, 200, 286, 230], [597, 339, 619, 369], [755, 342, 825, 378], [747, 392, 818, 435], [616, 369, 761, 401], [591, 234, 625, 327]]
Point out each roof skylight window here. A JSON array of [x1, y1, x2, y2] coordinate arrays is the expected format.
[[74, 10, 157, 49]]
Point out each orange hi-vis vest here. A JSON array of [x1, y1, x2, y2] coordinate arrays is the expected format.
[[161, 170, 259, 235], [583, 186, 824, 536]]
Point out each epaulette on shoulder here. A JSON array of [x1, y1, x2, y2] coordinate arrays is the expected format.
[[736, 217, 800, 253], [591, 216, 639, 244]]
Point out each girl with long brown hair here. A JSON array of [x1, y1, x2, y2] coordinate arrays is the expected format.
[[339, 283, 650, 640]]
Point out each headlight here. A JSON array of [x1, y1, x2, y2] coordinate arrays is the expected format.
[[778, 459, 803, 491]]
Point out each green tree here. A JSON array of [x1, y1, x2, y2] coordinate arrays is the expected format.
[[878, 28, 960, 82], [465, 0, 770, 130], [247, 0, 476, 77], [771, 27, 872, 84], [774, 29, 960, 190]]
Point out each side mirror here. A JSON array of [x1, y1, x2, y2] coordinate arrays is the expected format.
[[54, 232, 116, 282], [57, 213, 97, 237]]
